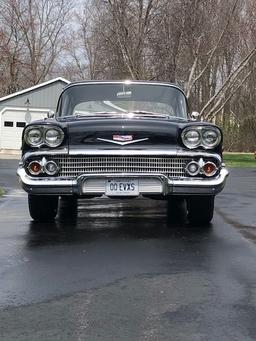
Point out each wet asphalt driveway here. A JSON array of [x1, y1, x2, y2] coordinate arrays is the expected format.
[[0, 159, 256, 341]]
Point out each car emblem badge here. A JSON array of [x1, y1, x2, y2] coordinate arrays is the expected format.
[[113, 135, 133, 142], [97, 136, 148, 145]]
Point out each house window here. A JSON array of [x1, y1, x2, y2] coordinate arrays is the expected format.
[[4, 121, 13, 127], [16, 122, 26, 128]]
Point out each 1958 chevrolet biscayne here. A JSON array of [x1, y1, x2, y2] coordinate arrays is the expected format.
[[17, 80, 229, 224]]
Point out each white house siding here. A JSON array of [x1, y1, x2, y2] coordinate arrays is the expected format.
[[0, 78, 69, 150], [0, 108, 49, 150]]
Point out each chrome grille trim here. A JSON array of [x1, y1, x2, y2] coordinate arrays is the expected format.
[[48, 155, 192, 179]]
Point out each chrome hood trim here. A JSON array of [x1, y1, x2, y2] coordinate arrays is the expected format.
[[20, 149, 222, 163], [96, 138, 149, 145]]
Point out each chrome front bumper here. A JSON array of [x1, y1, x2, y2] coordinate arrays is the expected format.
[[17, 167, 229, 196]]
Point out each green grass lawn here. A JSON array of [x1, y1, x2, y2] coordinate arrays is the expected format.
[[0, 187, 4, 197], [223, 153, 256, 168]]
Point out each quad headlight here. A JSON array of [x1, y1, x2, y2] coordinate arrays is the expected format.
[[45, 128, 64, 147], [181, 126, 221, 149], [182, 129, 201, 148], [202, 129, 220, 148], [25, 128, 43, 147], [24, 125, 64, 148]]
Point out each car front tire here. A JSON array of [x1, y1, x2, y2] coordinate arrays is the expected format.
[[186, 196, 214, 225], [28, 194, 59, 222], [58, 196, 78, 221], [167, 197, 186, 222]]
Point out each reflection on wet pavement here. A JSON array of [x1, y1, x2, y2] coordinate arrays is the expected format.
[[26, 197, 211, 248]]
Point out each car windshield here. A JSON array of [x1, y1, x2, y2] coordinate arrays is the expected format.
[[57, 82, 188, 119]]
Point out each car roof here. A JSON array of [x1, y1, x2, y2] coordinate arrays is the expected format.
[[63, 80, 186, 96]]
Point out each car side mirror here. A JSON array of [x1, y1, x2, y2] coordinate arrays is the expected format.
[[47, 110, 55, 118], [191, 111, 201, 121]]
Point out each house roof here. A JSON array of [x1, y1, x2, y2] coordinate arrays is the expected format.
[[0, 77, 70, 103]]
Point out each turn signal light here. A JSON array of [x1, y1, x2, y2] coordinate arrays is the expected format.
[[203, 162, 217, 177], [186, 161, 200, 176], [28, 161, 42, 175], [45, 161, 59, 175]]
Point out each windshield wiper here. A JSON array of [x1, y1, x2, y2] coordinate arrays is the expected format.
[[58, 112, 121, 120], [129, 111, 186, 120], [75, 111, 121, 117]]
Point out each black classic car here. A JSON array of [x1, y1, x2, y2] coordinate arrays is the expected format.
[[17, 80, 229, 224]]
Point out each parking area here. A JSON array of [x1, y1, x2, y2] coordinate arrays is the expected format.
[[0, 160, 256, 341]]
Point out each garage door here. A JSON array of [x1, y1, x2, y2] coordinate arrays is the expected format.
[[0, 109, 48, 150]]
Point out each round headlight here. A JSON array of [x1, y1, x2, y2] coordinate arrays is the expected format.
[[182, 129, 200, 148], [202, 129, 221, 148], [25, 128, 43, 147], [45, 128, 64, 147]]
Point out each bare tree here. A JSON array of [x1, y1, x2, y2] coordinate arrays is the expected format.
[[9, 0, 72, 85], [185, 0, 240, 99], [0, 0, 24, 94], [104, 0, 157, 79]]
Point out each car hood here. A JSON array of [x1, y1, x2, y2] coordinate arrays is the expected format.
[[64, 117, 188, 149]]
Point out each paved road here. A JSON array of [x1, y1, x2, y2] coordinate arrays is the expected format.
[[0, 160, 256, 341]]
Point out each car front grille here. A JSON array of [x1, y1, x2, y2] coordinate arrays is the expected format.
[[49, 155, 192, 179]]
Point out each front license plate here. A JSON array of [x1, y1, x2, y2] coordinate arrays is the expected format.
[[105, 179, 139, 196]]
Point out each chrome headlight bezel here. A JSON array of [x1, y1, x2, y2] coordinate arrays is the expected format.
[[181, 126, 221, 149], [24, 125, 64, 148], [181, 129, 201, 149], [24, 127, 44, 147], [201, 129, 221, 148], [44, 128, 64, 147]]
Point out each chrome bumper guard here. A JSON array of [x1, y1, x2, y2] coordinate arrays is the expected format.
[[17, 167, 229, 196]]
